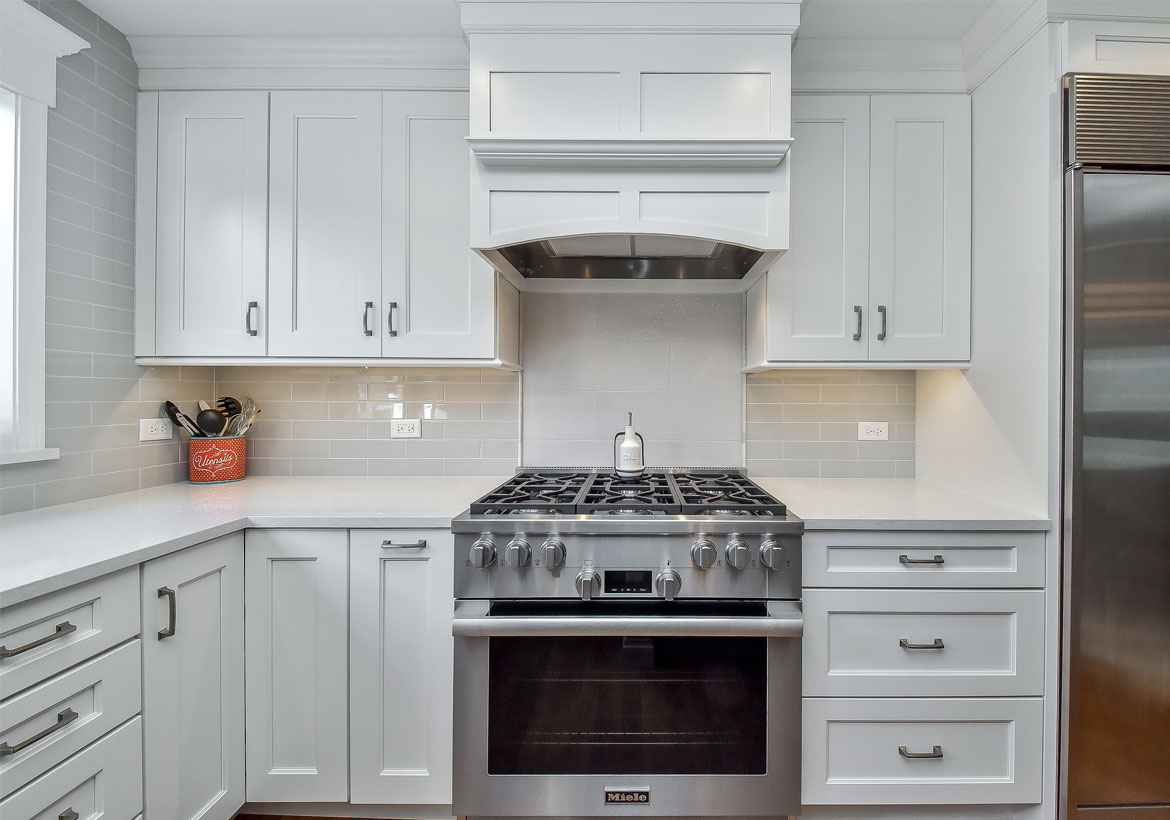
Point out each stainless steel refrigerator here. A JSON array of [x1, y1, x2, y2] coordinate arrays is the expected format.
[[1062, 74, 1170, 820]]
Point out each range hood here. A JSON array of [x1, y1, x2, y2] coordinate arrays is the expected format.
[[459, 0, 800, 287]]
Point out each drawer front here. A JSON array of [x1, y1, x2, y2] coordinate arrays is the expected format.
[[803, 698, 1042, 805], [0, 716, 142, 820], [1, 641, 141, 797], [803, 589, 1044, 696], [803, 530, 1046, 588], [1, 568, 140, 699]]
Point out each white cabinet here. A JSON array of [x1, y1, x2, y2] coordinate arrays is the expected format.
[[149, 91, 269, 357], [747, 93, 970, 367], [244, 529, 349, 803], [141, 533, 244, 820], [349, 529, 454, 804]]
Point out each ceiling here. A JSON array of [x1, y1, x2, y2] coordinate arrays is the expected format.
[[80, 0, 1001, 41]]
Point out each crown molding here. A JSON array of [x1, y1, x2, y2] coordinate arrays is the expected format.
[[129, 35, 470, 70], [457, 0, 801, 35], [791, 38, 969, 92], [468, 137, 793, 168], [0, 1, 89, 106]]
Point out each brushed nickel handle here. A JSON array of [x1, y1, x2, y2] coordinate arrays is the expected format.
[[900, 637, 945, 650], [381, 539, 427, 549], [0, 621, 77, 658], [853, 305, 863, 341], [59, 810, 80, 820], [157, 586, 176, 640], [899, 745, 943, 759], [899, 554, 945, 565], [0, 708, 79, 756], [877, 304, 888, 340], [362, 301, 374, 336], [245, 301, 259, 336], [388, 301, 399, 337]]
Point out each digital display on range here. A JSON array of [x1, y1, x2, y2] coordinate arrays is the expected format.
[[604, 570, 652, 594]]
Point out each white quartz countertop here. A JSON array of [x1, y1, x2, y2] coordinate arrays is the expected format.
[[1, 475, 1049, 608], [755, 478, 1051, 530]]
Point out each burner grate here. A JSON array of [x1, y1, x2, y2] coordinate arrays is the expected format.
[[469, 471, 592, 515], [671, 471, 787, 516], [577, 472, 681, 514]]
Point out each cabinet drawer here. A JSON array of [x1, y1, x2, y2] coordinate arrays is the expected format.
[[1, 641, 141, 797], [0, 716, 143, 819], [803, 589, 1044, 696], [1, 568, 140, 699], [802, 698, 1042, 805], [802, 530, 1045, 588]]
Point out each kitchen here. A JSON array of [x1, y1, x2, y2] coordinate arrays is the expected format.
[[1, 1, 1168, 819]]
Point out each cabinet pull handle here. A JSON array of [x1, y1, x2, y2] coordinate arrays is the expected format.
[[899, 554, 945, 565], [853, 305, 863, 341], [899, 637, 945, 650], [899, 745, 944, 759], [382, 539, 427, 549], [157, 586, 176, 640], [59, 810, 80, 820], [246, 301, 259, 336], [0, 708, 79, 757], [388, 301, 399, 337], [0, 621, 77, 658], [877, 304, 888, 340], [362, 301, 375, 336]]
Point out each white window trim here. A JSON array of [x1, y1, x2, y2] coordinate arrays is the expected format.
[[0, 2, 88, 465]]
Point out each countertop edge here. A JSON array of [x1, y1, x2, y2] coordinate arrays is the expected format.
[[800, 518, 1052, 531]]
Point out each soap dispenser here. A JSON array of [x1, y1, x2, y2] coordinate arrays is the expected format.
[[613, 412, 646, 478]]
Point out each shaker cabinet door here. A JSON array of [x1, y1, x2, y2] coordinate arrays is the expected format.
[[382, 91, 496, 359], [269, 91, 384, 357], [767, 95, 871, 361], [868, 94, 971, 362], [154, 91, 269, 356]]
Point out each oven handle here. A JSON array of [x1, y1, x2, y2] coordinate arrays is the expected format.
[[452, 602, 803, 638]]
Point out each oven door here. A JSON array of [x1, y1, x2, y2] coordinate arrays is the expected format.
[[452, 599, 803, 818]]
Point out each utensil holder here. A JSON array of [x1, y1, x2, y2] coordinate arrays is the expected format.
[[188, 435, 247, 484]]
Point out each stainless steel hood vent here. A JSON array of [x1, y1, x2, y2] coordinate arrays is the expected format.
[[490, 235, 765, 280]]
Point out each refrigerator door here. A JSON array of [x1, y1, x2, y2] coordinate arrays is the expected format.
[[1064, 170, 1170, 818]]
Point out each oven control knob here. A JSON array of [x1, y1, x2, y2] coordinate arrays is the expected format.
[[655, 570, 682, 602], [539, 539, 566, 570], [690, 539, 717, 570], [469, 538, 497, 569], [575, 570, 602, 601], [760, 540, 784, 570], [725, 539, 750, 570], [505, 539, 532, 568]]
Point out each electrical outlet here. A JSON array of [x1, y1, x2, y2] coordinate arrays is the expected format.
[[139, 418, 174, 441], [390, 419, 421, 439], [857, 421, 889, 441]]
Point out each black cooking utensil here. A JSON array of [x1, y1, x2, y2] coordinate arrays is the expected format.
[[196, 408, 229, 436], [165, 401, 204, 437], [216, 396, 242, 416]]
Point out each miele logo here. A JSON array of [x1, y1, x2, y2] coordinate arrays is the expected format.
[[605, 788, 650, 805]]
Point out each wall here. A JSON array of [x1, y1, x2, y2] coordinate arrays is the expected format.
[[1, 0, 213, 515], [215, 366, 519, 477], [745, 369, 915, 478]]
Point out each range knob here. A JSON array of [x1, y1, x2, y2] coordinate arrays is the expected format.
[[575, 570, 602, 601], [691, 539, 717, 569], [469, 538, 496, 568], [725, 538, 750, 570], [760, 539, 784, 570], [504, 539, 531, 567], [655, 570, 682, 601], [539, 539, 566, 570]]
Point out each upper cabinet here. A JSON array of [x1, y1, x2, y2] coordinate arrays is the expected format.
[[136, 90, 520, 367], [746, 93, 971, 368]]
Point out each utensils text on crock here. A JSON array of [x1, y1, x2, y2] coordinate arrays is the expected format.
[[196, 408, 229, 436], [165, 401, 204, 437]]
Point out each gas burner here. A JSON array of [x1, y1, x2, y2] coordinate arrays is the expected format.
[[596, 508, 669, 516]]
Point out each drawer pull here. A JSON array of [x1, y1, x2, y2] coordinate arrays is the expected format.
[[382, 539, 427, 549], [899, 554, 945, 565], [899, 744, 944, 759], [899, 637, 945, 650], [157, 586, 177, 640], [60, 809, 80, 820], [0, 708, 79, 757], [0, 621, 77, 658]]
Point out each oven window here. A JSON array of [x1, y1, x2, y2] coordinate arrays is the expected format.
[[487, 635, 767, 775]]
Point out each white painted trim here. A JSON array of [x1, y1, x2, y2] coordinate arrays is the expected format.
[[134, 92, 158, 357], [791, 38, 970, 92], [134, 357, 521, 370], [468, 138, 792, 168], [0, 1, 89, 106], [0, 447, 60, 465], [744, 361, 971, 372], [129, 36, 470, 70], [457, 0, 801, 35], [965, 1, 1051, 91], [136, 67, 471, 93]]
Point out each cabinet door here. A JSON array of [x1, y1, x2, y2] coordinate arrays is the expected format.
[[155, 92, 268, 356], [767, 95, 871, 361], [142, 533, 244, 820], [382, 91, 496, 358], [349, 529, 453, 804], [244, 529, 348, 802], [269, 92, 383, 357], [869, 94, 971, 362]]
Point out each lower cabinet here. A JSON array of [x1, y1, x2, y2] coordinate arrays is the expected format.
[[141, 533, 244, 820]]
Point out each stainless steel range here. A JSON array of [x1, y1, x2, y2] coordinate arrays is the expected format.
[[451, 469, 804, 819]]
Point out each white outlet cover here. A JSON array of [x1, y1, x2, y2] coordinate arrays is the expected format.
[[857, 421, 889, 441], [390, 419, 421, 439], [139, 418, 174, 441]]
